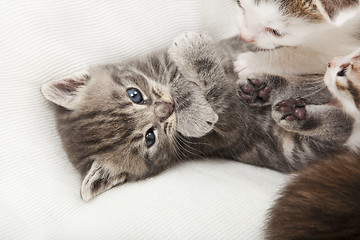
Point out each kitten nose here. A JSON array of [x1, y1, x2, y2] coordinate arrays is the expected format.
[[240, 33, 255, 43], [328, 56, 346, 68], [154, 101, 174, 121]]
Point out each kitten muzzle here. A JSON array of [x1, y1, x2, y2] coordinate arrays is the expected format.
[[154, 101, 174, 121]]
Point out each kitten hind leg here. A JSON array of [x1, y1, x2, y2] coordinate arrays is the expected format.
[[272, 100, 353, 144], [237, 74, 288, 107], [238, 74, 334, 108]]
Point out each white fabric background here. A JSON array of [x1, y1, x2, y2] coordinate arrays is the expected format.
[[0, 0, 287, 239]]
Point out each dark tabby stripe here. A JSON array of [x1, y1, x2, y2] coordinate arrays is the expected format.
[[80, 127, 134, 160], [279, 0, 323, 22], [131, 134, 143, 144], [320, 0, 359, 19], [152, 88, 162, 98], [347, 80, 360, 107]]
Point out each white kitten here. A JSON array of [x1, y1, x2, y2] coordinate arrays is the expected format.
[[234, 0, 360, 76]]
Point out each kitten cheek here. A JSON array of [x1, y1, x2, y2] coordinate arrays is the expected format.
[[252, 35, 277, 49], [323, 72, 333, 89], [236, 9, 245, 29], [164, 115, 177, 136]]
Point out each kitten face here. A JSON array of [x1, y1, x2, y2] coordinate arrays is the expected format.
[[324, 48, 360, 116], [234, 0, 358, 49], [43, 64, 179, 200], [42, 50, 218, 200]]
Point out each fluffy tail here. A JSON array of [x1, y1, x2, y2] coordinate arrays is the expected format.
[[266, 153, 360, 240]]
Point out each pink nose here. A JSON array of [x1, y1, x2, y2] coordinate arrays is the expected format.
[[154, 101, 174, 121], [240, 34, 255, 43], [328, 59, 335, 68], [328, 56, 346, 68]]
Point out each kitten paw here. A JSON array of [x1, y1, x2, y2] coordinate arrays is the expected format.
[[234, 52, 264, 77], [237, 76, 272, 106], [168, 32, 213, 63], [168, 32, 220, 87], [275, 98, 306, 121], [272, 98, 307, 130]]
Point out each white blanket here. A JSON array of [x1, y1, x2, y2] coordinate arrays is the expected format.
[[0, 0, 287, 239]]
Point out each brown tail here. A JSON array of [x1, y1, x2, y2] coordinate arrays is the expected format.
[[266, 153, 360, 240]]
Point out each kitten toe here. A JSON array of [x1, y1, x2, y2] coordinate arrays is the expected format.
[[273, 98, 307, 132], [275, 98, 306, 121], [237, 76, 272, 106], [168, 32, 213, 63]]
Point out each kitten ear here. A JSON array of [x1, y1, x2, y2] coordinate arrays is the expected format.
[[317, 0, 360, 26], [80, 161, 127, 201], [41, 70, 91, 110]]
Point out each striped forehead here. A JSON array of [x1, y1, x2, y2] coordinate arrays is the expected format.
[[111, 67, 151, 92], [242, 0, 323, 21], [240, 0, 285, 25], [278, 0, 323, 22]]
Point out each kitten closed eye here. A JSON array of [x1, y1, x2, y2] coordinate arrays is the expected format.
[[266, 28, 282, 37]]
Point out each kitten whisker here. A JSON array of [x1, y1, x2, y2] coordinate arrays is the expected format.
[[172, 135, 193, 162], [177, 133, 214, 149], [169, 134, 186, 161], [301, 85, 327, 99], [137, 149, 152, 164], [174, 133, 207, 160]]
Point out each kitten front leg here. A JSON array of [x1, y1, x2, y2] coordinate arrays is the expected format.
[[235, 47, 328, 77], [272, 99, 353, 143]]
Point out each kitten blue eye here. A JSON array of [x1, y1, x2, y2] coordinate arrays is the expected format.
[[127, 88, 143, 104], [145, 128, 156, 147]]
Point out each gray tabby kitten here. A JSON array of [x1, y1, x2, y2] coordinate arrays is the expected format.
[[42, 33, 353, 201]]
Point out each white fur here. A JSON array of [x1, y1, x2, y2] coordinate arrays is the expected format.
[[234, 0, 360, 76], [326, 3, 360, 27], [281, 132, 295, 163], [347, 122, 360, 152], [314, 0, 360, 26]]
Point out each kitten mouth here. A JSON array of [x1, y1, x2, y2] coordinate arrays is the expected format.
[[255, 45, 283, 51], [163, 116, 177, 136]]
